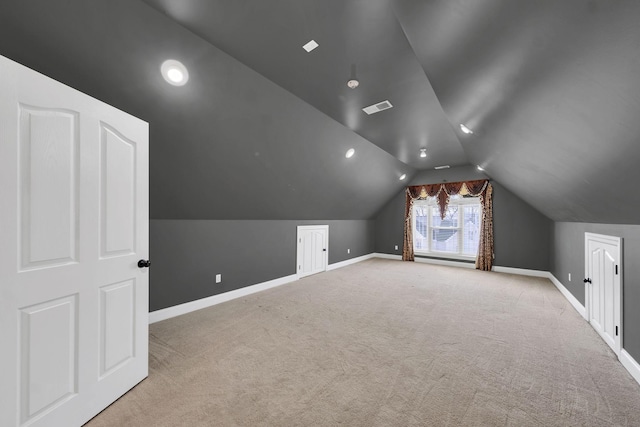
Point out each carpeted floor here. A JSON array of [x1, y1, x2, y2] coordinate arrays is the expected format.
[[86, 259, 640, 426]]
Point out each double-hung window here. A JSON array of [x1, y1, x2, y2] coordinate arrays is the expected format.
[[412, 194, 481, 260]]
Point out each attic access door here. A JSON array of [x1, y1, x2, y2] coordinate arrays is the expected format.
[[0, 56, 149, 426], [584, 232, 622, 356], [297, 225, 328, 278]]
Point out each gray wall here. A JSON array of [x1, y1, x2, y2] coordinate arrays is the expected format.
[[551, 222, 640, 362], [374, 165, 552, 271], [150, 219, 374, 311]]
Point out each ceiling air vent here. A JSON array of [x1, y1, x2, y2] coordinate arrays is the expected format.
[[363, 100, 393, 115]]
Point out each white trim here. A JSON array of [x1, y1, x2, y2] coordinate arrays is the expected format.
[[414, 251, 476, 262], [327, 253, 376, 271], [547, 273, 587, 320], [415, 257, 475, 269], [372, 252, 402, 260], [412, 196, 481, 259], [492, 265, 550, 278], [149, 274, 298, 324], [620, 350, 640, 386]]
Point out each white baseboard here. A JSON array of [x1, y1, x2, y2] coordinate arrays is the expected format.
[[373, 254, 551, 276], [546, 273, 587, 320], [492, 265, 549, 277], [149, 274, 298, 324], [327, 253, 376, 271], [620, 350, 640, 386], [372, 252, 402, 260], [415, 257, 475, 269]]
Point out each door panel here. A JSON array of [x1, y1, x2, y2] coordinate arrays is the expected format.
[[99, 280, 136, 378], [0, 55, 148, 427], [297, 226, 328, 278], [19, 295, 78, 423], [585, 233, 621, 356], [19, 106, 79, 270], [589, 247, 602, 332], [312, 230, 326, 272], [100, 124, 136, 258]]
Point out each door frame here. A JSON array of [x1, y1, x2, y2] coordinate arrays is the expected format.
[[584, 232, 622, 356], [296, 225, 329, 279]]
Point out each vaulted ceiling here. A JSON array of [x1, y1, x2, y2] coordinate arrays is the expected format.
[[1, 0, 639, 223]]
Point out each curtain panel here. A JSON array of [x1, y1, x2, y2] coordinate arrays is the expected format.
[[402, 179, 494, 271]]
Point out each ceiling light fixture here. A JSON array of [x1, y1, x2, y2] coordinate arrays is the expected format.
[[399, 174, 407, 180], [477, 165, 485, 171], [347, 64, 359, 89], [434, 165, 450, 170], [460, 123, 473, 134], [161, 60, 189, 86], [302, 40, 319, 52], [419, 148, 427, 158], [345, 148, 355, 158]]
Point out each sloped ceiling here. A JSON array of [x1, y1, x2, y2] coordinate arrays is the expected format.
[[2, 0, 640, 223], [392, 0, 640, 223], [0, 0, 412, 220]]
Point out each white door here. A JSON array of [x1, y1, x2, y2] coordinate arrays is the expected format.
[[0, 56, 149, 426], [584, 232, 622, 356], [297, 225, 328, 278]]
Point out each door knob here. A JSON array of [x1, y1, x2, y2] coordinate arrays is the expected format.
[[138, 259, 151, 268], [583, 278, 591, 283]]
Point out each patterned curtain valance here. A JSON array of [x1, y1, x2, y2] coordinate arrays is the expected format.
[[402, 179, 494, 271], [405, 179, 488, 220]]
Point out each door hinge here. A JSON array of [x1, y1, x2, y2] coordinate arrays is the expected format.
[[298, 265, 301, 270], [616, 326, 619, 336], [615, 265, 618, 275]]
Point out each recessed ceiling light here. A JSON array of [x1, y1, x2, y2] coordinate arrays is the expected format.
[[460, 123, 473, 134], [302, 40, 319, 52], [434, 165, 450, 170], [399, 174, 407, 181], [419, 148, 427, 158], [477, 165, 485, 171], [345, 148, 355, 158], [161, 59, 189, 86]]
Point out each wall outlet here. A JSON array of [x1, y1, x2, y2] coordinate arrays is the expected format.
[[347, 249, 350, 254], [568, 273, 571, 282], [215, 274, 222, 283], [395, 245, 398, 250]]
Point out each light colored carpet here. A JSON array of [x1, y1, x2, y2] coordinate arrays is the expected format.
[[86, 259, 640, 426]]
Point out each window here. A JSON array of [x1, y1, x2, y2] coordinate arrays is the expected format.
[[412, 194, 481, 260]]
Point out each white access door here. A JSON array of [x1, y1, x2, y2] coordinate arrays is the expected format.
[[0, 56, 149, 426], [297, 225, 328, 278], [585, 232, 621, 356]]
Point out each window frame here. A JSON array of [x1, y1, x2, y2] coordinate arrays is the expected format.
[[412, 195, 481, 261]]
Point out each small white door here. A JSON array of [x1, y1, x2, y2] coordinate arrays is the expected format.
[[297, 225, 328, 278], [585, 232, 622, 356], [0, 56, 149, 426]]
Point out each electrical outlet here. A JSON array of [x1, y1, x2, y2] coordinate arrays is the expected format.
[[395, 245, 398, 250], [215, 274, 222, 283], [347, 249, 350, 254], [568, 273, 571, 282]]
